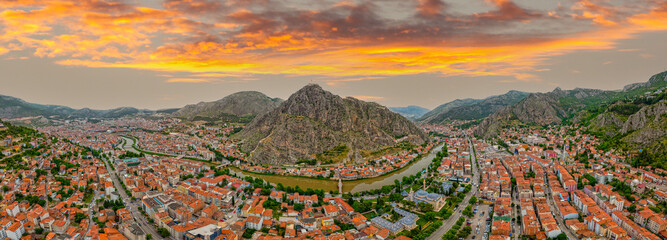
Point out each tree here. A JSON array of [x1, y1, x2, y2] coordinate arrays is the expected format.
[[627, 204, 637, 213], [469, 196, 478, 205], [462, 205, 474, 217], [294, 203, 305, 211], [423, 212, 438, 222], [157, 228, 171, 238], [242, 229, 256, 239], [74, 212, 86, 223], [458, 225, 472, 238], [554, 233, 567, 240], [146, 234, 152, 240]]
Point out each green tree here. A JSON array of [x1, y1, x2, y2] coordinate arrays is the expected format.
[[555, 233, 568, 240], [157, 228, 171, 238], [242, 229, 256, 239], [627, 204, 637, 213], [74, 212, 86, 223]]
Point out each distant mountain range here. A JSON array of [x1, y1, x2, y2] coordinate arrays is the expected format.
[[235, 84, 428, 165], [0, 91, 283, 123], [419, 90, 529, 124], [0, 95, 158, 120], [389, 106, 430, 120]]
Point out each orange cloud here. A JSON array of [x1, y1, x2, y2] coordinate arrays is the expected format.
[[166, 78, 212, 83], [1, 0, 666, 84], [352, 96, 385, 101], [629, 3, 667, 30]]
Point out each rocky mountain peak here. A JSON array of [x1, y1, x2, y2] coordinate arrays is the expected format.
[[236, 84, 427, 164]]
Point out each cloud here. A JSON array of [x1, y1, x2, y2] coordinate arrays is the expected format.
[[351, 95, 385, 101], [166, 78, 212, 83], [417, 0, 446, 18], [325, 76, 385, 86], [1, 0, 667, 84]]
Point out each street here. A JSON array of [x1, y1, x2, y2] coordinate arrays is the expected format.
[[545, 177, 577, 239], [427, 137, 480, 240], [103, 158, 164, 240]]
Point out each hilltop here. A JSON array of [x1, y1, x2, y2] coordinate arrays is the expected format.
[[173, 91, 283, 123]]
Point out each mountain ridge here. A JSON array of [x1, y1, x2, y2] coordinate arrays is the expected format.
[[474, 72, 667, 153], [389, 105, 430, 120], [419, 90, 529, 124]]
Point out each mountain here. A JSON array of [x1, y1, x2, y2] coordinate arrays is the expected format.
[[421, 90, 529, 124], [173, 91, 283, 122], [0, 95, 74, 119], [389, 106, 430, 120], [474, 71, 667, 139], [235, 84, 428, 165], [0, 95, 154, 120], [418, 98, 481, 122], [585, 73, 667, 154]]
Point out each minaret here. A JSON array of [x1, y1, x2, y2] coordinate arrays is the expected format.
[[338, 173, 343, 197], [423, 178, 426, 190]]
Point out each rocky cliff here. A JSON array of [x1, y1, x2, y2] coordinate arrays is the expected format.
[[474, 88, 605, 138], [235, 84, 428, 164]]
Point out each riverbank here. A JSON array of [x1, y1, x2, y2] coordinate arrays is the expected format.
[[228, 143, 444, 193], [118, 135, 219, 167], [118, 134, 443, 193], [237, 146, 429, 182]]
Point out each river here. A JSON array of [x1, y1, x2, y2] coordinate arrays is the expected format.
[[120, 135, 443, 193], [228, 143, 443, 193], [119, 136, 140, 154]]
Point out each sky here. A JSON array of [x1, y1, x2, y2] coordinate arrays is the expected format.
[[1, 0, 667, 110]]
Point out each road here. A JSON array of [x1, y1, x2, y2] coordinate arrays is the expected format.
[[427, 137, 480, 240], [86, 194, 98, 235], [511, 191, 521, 239], [545, 176, 577, 240], [102, 158, 163, 240]]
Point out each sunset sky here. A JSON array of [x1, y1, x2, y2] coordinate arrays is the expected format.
[[1, 0, 667, 110]]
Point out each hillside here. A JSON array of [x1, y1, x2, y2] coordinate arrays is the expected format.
[[422, 90, 529, 124], [235, 84, 428, 165], [173, 91, 282, 122], [474, 71, 667, 143], [418, 98, 481, 122], [389, 106, 430, 120], [587, 87, 667, 153]]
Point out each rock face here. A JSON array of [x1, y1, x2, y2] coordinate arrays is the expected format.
[[474, 70, 667, 152], [173, 91, 282, 120], [422, 90, 529, 124], [235, 84, 428, 164], [589, 112, 625, 136], [621, 101, 667, 148]]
